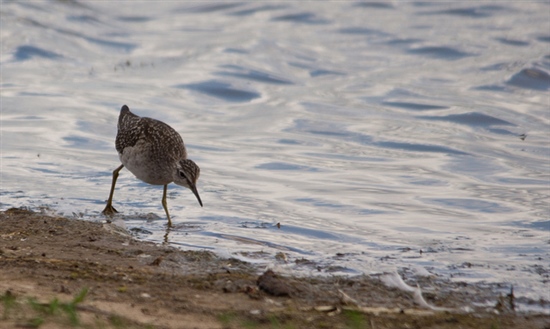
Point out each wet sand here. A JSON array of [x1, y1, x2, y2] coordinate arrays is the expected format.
[[0, 208, 547, 329]]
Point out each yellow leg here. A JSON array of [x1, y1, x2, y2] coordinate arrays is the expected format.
[[162, 184, 172, 227], [102, 164, 124, 216]]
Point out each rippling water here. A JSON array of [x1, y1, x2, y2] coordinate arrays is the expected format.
[[2, 2, 549, 312]]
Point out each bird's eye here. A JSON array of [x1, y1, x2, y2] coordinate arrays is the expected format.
[[178, 170, 186, 179]]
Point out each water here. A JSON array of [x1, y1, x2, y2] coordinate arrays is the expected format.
[[1, 1, 549, 312]]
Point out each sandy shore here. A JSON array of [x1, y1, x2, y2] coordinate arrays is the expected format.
[[0, 208, 547, 329]]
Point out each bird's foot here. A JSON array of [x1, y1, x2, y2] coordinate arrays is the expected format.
[[101, 204, 118, 216]]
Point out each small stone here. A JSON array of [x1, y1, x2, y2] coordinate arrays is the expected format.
[[257, 270, 293, 297], [314, 306, 336, 312]]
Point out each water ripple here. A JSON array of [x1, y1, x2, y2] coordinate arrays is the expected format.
[[382, 101, 448, 111], [185, 3, 243, 13], [338, 27, 390, 37], [495, 38, 530, 47], [215, 65, 293, 85], [425, 198, 512, 213], [229, 4, 286, 16], [17, 16, 137, 53], [354, 2, 394, 9], [13, 45, 63, 61], [419, 112, 515, 127], [256, 162, 319, 172], [175, 80, 261, 102], [271, 12, 329, 25], [423, 5, 507, 18], [375, 141, 468, 155], [203, 232, 313, 254], [310, 69, 345, 77], [116, 16, 152, 22], [506, 68, 550, 91], [407, 46, 473, 60]]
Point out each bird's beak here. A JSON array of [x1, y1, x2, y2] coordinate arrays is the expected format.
[[190, 183, 203, 207]]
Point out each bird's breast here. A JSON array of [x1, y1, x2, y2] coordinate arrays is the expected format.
[[119, 141, 174, 185]]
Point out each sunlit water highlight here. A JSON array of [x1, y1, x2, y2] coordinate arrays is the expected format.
[[1, 2, 549, 312]]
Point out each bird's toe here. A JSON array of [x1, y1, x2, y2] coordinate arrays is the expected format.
[[102, 204, 119, 216]]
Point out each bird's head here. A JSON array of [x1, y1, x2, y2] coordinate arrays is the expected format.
[[174, 159, 203, 207]]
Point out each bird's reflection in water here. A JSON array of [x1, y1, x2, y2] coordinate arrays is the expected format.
[[163, 226, 171, 244]]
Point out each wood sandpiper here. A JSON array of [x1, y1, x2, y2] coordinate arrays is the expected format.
[[102, 105, 202, 226]]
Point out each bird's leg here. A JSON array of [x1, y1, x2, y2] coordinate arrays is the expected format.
[[102, 164, 124, 216], [162, 184, 172, 227]]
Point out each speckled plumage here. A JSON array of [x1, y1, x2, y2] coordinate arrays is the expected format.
[[116, 106, 187, 185], [102, 105, 202, 226]]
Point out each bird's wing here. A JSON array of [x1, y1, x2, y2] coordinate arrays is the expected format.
[[141, 118, 187, 161]]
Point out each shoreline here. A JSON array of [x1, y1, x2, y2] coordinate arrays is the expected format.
[[0, 208, 547, 329]]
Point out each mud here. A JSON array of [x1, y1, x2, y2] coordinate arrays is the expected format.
[[0, 208, 547, 328]]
